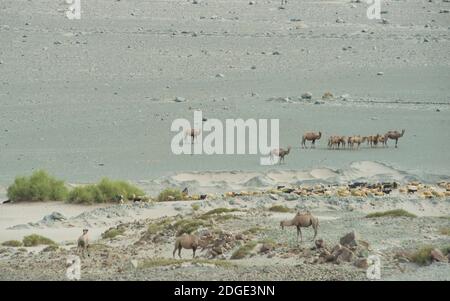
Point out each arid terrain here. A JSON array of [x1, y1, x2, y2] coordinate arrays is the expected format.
[[0, 0, 449, 281]]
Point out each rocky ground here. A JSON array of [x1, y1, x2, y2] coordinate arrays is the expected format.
[[1, 186, 449, 281]]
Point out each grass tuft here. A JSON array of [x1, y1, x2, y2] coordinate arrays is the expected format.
[[157, 188, 183, 202], [366, 209, 417, 219], [101, 227, 125, 239], [1, 240, 23, 247], [22, 234, 57, 247], [268, 205, 293, 213], [231, 241, 258, 260]]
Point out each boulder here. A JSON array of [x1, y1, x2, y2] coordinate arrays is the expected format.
[[42, 212, 66, 223], [314, 239, 326, 249], [430, 249, 447, 263], [340, 231, 358, 248], [354, 258, 369, 269], [259, 243, 274, 254]]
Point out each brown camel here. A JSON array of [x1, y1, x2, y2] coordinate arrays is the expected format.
[[280, 211, 319, 244], [173, 233, 199, 258], [384, 129, 405, 148], [302, 132, 321, 149], [77, 229, 90, 258], [378, 135, 387, 147], [367, 134, 381, 147], [270, 146, 292, 164], [348, 136, 367, 149], [328, 136, 345, 149]]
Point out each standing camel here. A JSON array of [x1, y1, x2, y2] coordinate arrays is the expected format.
[[77, 229, 90, 258], [270, 146, 292, 164], [280, 211, 319, 244], [384, 129, 405, 148], [173, 233, 200, 258], [301, 132, 321, 149]]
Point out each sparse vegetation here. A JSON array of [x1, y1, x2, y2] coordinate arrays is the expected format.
[[410, 245, 434, 266], [42, 244, 59, 252], [191, 203, 200, 211], [140, 258, 234, 269], [231, 241, 258, 260], [102, 227, 125, 239], [243, 226, 266, 235], [157, 188, 183, 202], [147, 219, 171, 235], [268, 205, 293, 213], [173, 219, 207, 236], [67, 178, 144, 204], [1, 240, 23, 247], [439, 227, 450, 236], [22, 234, 56, 247], [202, 208, 239, 216], [7, 170, 68, 202], [366, 209, 417, 218]]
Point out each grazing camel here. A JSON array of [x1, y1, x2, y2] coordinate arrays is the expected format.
[[173, 233, 200, 258], [280, 211, 319, 244], [270, 146, 292, 164], [77, 229, 90, 258], [384, 129, 405, 148], [184, 128, 201, 144], [301, 132, 321, 149]]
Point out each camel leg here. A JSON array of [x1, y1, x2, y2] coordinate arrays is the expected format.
[[193, 247, 196, 258], [178, 246, 182, 258], [312, 140, 315, 148], [173, 246, 177, 258], [395, 139, 398, 148]]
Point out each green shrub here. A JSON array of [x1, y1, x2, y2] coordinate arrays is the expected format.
[[101, 227, 125, 239], [410, 245, 434, 266], [22, 234, 56, 247], [191, 203, 200, 211], [157, 188, 183, 202], [268, 205, 292, 213], [1, 240, 23, 247], [231, 241, 258, 260], [7, 170, 68, 202], [173, 219, 207, 236], [366, 209, 417, 218], [67, 178, 144, 204]]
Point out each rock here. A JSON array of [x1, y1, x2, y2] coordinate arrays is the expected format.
[[215, 73, 225, 78], [301, 92, 312, 100], [269, 194, 278, 201], [42, 212, 66, 223], [335, 246, 354, 262], [340, 231, 358, 248], [322, 92, 334, 100], [336, 18, 345, 23], [377, 71, 384, 76], [430, 249, 447, 262], [259, 243, 274, 254], [314, 239, 326, 249], [354, 258, 368, 269], [272, 51, 281, 55], [249, 1, 256, 4], [174, 96, 187, 102]]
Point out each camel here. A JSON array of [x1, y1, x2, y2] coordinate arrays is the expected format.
[[77, 229, 90, 258], [384, 129, 405, 148], [328, 136, 340, 149], [173, 233, 200, 258], [280, 211, 319, 244], [184, 128, 201, 144], [348, 136, 367, 149], [367, 134, 381, 147], [301, 132, 321, 149], [338, 136, 347, 148], [270, 146, 292, 164], [378, 135, 387, 147]]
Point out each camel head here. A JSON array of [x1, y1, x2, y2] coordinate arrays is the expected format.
[[401, 129, 405, 136], [318, 132, 322, 139]]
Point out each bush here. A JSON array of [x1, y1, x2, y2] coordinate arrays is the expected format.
[[366, 209, 417, 219], [22, 234, 56, 247], [1, 240, 23, 247], [101, 227, 125, 239], [191, 203, 200, 211], [67, 178, 144, 204], [410, 245, 434, 266], [439, 227, 450, 236], [173, 219, 207, 236], [268, 205, 292, 213], [7, 170, 68, 202], [157, 188, 183, 202], [231, 241, 258, 260]]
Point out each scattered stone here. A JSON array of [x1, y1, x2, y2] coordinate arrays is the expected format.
[[215, 73, 225, 78], [354, 258, 368, 269], [174, 96, 187, 103], [322, 92, 334, 100], [340, 231, 358, 248], [314, 239, 326, 249], [377, 71, 384, 76], [42, 212, 66, 223], [301, 92, 312, 100], [430, 249, 447, 262]]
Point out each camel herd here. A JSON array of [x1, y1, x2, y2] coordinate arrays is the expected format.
[[269, 129, 406, 164]]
